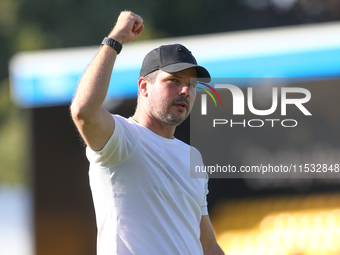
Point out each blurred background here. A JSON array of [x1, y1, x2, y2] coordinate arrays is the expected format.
[[2, 0, 340, 254]]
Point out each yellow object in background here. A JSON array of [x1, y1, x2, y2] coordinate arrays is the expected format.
[[212, 194, 340, 255]]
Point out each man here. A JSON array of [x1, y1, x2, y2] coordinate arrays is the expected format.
[[70, 11, 225, 255]]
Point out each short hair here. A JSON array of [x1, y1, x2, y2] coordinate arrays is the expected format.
[[137, 70, 160, 103], [143, 70, 160, 84]]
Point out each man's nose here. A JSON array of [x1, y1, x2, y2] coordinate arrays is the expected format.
[[179, 83, 191, 96]]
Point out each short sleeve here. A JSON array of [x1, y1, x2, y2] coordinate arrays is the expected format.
[[201, 174, 209, 216], [86, 115, 138, 167], [190, 146, 209, 216]]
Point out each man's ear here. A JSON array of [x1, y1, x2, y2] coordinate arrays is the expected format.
[[138, 77, 148, 97]]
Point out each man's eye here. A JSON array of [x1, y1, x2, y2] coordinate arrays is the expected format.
[[169, 78, 177, 82]]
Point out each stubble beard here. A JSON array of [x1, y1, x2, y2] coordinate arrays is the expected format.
[[149, 99, 190, 127]]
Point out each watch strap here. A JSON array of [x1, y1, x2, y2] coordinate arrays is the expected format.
[[101, 37, 122, 54]]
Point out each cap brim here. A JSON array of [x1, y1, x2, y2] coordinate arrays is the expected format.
[[160, 62, 211, 82]]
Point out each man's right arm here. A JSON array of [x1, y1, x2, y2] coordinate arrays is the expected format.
[[70, 11, 144, 151]]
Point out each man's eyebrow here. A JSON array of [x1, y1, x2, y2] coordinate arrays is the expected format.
[[170, 74, 182, 78], [171, 74, 195, 79], [167, 72, 197, 81]]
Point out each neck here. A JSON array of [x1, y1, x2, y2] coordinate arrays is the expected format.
[[132, 106, 176, 139]]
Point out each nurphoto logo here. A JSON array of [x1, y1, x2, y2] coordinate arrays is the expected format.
[[197, 82, 312, 128]]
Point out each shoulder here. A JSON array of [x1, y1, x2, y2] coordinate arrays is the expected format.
[[190, 145, 204, 161], [112, 115, 139, 135], [85, 115, 139, 165], [112, 114, 132, 127]]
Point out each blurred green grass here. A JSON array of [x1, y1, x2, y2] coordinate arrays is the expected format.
[[0, 79, 28, 185]]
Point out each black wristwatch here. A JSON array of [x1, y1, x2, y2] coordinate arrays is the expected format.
[[101, 37, 122, 54]]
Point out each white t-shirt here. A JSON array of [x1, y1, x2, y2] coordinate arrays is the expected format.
[[86, 115, 209, 255]]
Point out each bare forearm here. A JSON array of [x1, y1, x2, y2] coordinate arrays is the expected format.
[[69, 11, 144, 150], [70, 11, 144, 123], [204, 242, 225, 255], [71, 45, 117, 120], [200, 215, 225, 255]]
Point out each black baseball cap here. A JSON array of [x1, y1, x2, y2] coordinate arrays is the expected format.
[[140, 44, 211, 82]]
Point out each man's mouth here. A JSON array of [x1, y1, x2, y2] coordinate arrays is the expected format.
[[174, 102, 188, 111]]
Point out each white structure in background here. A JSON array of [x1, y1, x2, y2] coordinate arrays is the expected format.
[[9, 21, 340, 108], [0, 186, 33, 255]]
